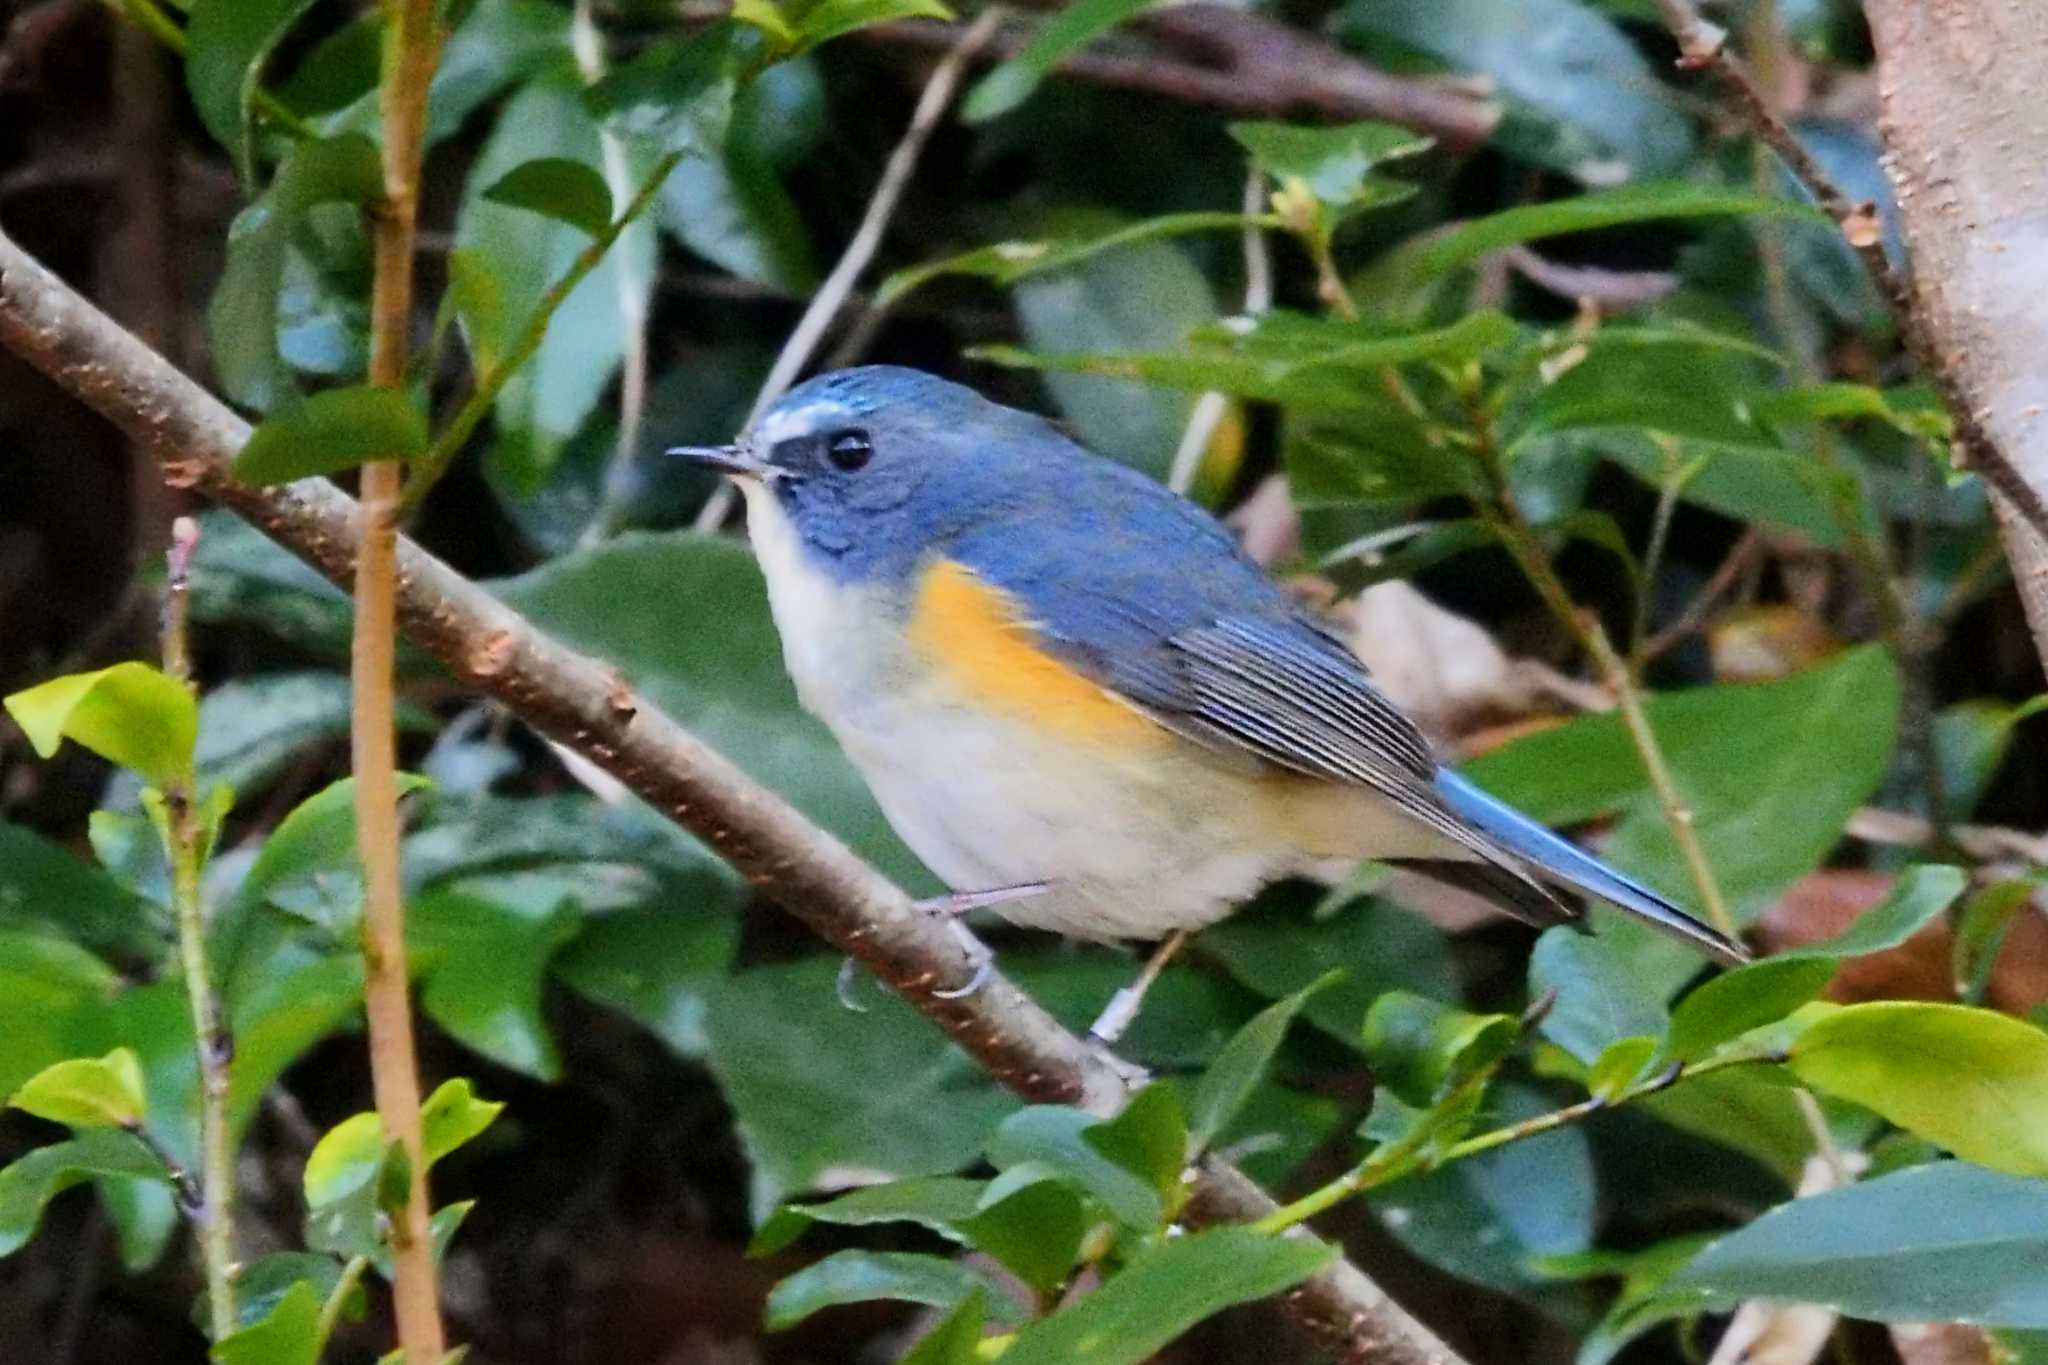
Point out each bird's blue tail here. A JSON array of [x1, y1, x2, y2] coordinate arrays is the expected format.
[[1434, 769, 1748, 964]]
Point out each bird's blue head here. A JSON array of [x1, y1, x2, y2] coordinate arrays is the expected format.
[[672, 366, 1105, 587]]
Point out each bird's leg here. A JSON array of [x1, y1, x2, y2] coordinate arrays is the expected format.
[[1087, 930, 1191, 1047], [835, 882, 1055, 1010]]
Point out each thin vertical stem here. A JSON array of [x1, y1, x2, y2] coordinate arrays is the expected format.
[[161, 516, 236, 1341], [359, 0, 446, 1358]]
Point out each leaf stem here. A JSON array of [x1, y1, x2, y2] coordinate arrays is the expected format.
[[1461, 388, 1737, 938], [359, 0, 447, 1359], [315, 1254, 373, 1353], [401, 149, 683, 509], [159, 516, 239, 1342]]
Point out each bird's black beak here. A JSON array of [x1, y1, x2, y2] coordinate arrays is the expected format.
[[669, 444, 770, 479]]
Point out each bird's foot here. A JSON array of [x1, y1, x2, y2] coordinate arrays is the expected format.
[[1085, 930, 1191, 1047], [835, 883, 1052, 1011]]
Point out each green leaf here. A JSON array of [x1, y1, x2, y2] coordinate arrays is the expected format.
[[587, 23, 742, 157], [551, 890, 740, 1060], [213, 1251, 359, 1334], [458, 77, 661, 490], [0, 1129, 170, 1257], [1955, 879, 2037, 1003], [1468, 645, 1901, 923], [1007, 208, 1219, 479], [233, 385, 430, 485], [483, 156, 615, 236], [790, 0, 953, 52], [962, 0, 1152, 122], [1200, 889, 1457, 1049], [750, 1176, 988, 1256], [303, 1112, 381, 1208], [1529, 918, 1680, 1065], [958, 1176, 1089, 1297], [879, 212, 1265, 308], [763, 1250, 1024, 1332], [1587, 1036, 1662, 1099], [9, 1049, 147, 1128], [211, 1278, 321, 1365], [703, 957, 1016, 1214], [206, 135, 383, 412], [425, 0, 577, 144], [6, 662, 198, 786], [987, 1106, 1159, 1231], [1667, 959, 1837, 1062], [1666, 1162, 2048, 1327], [495, 533, 927, 887], [0, 828, 153, 962], [1787, 1002, 2048, 1176], [1083, 1082, 1187, 1203], [184, 672, 355, 798], [997, 1227, 1332, 1365], [1229, 121, 1432, 205], [420, 1078, 503, 1164], [1363, 992, 1517, 1107], [1783, 864, 1969, 959], [901, 1287, 986, 1365], [0, 933, 121, 1100], [1378, 183, 1822, 285], [184, 0, 320, 179], [1188, 969, 1341, 1150], [412, 889, 579, 1079]]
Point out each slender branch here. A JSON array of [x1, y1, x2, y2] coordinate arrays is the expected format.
[[160, 515, 237, 1341], [0, 225, 1472, 1365], [1167, 172, 1272, 497], [695, 8, 1004, 532], [360, 0, 446, 1358], [857, 5, 1499, 150], [403, 149, 682, 507], [1650, 0, 2048, 552]]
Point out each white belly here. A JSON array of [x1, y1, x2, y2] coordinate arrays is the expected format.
[[740, 486, 1447, 940]]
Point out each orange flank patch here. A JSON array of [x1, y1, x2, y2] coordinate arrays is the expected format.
[[907, 559, 1167, 748]]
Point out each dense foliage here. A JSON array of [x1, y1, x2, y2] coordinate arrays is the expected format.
[[1, 0, 2046, 1361]]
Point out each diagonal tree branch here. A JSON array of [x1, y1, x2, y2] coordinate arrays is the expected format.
[[0, 223, 1469, 1365]]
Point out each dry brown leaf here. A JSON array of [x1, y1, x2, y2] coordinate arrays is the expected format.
[[1708, 605, 1843, 683]]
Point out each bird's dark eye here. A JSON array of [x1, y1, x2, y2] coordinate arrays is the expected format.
[[826, 429, 873, 472]]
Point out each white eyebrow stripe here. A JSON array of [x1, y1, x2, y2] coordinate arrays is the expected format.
[[752, 399, 852, 447]]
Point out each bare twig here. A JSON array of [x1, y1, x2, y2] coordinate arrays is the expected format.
[[696, 8, 1004, 532], [0, 224, 1472, 1365], [360, 0, 447, 1356], [1650, 0, 2048, 555], [860, 5, 1499, 150], [160, 515, 237, 1341], [1638, 528, 1763, 664], [1502, 247, 1678, 313], [1168, 172, 1272, 496]]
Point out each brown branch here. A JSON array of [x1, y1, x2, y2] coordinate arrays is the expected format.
[[0, 225, 1470, 1365], [859, 5, 1499, 151], [1650, 0, 2048, 568], [360, 0, 446, 1357]]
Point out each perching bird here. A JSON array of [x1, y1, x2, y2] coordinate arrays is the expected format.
[[675, 367, 1745, 1030]]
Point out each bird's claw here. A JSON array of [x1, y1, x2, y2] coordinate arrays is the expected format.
[[835, 955, 870, 1013], [931, 917, 995, 999]]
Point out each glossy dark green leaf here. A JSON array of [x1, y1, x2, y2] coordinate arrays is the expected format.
[[1083, 1082, 1187, 1202], [1467, 645, 1901, 924], [901, 1288, 986, 1365], [184, 0, 321, 179], [552, 891, 740, 1060], [0, 823, 155, 959], [207, 135, 383, 412], [425, 0, 576, 143], [412, 889, 580, 1079], [958, 1176, 1089, 1296], [986, 1105, 1159, 1231], [484, 157, 615, 236], [210, 1252, 357, 1334], [273, 16, 379, 117], [1229, 121, 1432, 205], [233, 385, 430, 485], [1780, 864, 1967, 960], [1380, 183, 1822, 286], [0, 1129, 169, 1257], [1200, 889, 1457, 1049], [211, 1278, 321, 1365], [1188, 969, 1342, 1150], [1788, 1003, 2048, 1176], [1529, 916, 1683, 1064], [763, 1250, 1024, 1332], [749, 1176, 987, 1256], [705, 957, 1016, 1211], [791, 0, 953, 51], [880, 212, 1263, 308], [185, 672, 354, 798], [1666, 1162, 2048, 1327], [1363, 991, 1517, 1106], [998, 1227, 1333, 1365], [657, 60, 822, 293], [0, 933, 121, 1099], [962, 0, 1150, 122], [1666, 958, 1837, 1062], [6, 662, 197, 786], [1954, 879, 2037, 1004]]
